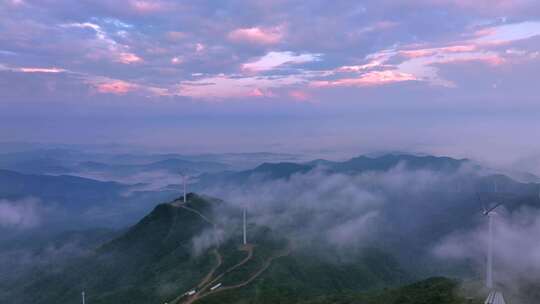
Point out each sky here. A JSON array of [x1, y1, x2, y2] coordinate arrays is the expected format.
[[0, 0, 540, 169]]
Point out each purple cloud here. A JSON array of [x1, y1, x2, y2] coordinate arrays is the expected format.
[[0, 0, 539, 167]]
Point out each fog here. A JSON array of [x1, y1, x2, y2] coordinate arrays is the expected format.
[[0, 198, 44, 230], [190, 161, 540, 301], [434, 205, 540, 303], [198, 164, 477, 257]]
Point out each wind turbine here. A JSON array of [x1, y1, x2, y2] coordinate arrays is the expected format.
[[242, 207, 247, 245], [479, 182, 507, 304], [180, 172, 188, 203], [482, 202, 501, 290], [82, 291, 85, 304]]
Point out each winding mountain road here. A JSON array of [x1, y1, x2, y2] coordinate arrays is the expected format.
[[191, 248, 291, 303], [170, 200, 289, 304]]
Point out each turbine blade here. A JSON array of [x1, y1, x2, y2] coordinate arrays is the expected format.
[[486, 202, 502, 214]]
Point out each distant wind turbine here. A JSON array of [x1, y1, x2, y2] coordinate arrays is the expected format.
[[243, 207, 247, 245], [180, 172, 188, 203], [82, 291, 85, 304]]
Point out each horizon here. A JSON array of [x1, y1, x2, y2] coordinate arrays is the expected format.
[[0, 141, 538, 177]]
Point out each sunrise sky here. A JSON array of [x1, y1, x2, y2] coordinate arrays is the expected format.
[[1, 0, 539, 168]]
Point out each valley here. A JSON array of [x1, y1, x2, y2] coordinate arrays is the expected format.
[[1, 153, 539, 304]]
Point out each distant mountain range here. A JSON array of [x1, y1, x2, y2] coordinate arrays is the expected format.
[[0, 148, 303, 175], [1, 153, 538, 236], [0, 169, 177, 230], [195, 154, 474, 188]]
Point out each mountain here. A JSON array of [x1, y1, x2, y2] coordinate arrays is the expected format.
[[0, 169, 177, 230], [77, 158, 228, 176], [294, 277, 482, 304], [196, 154, 471, 188], [0, 148, 302, 176], [4, 194, 220, 304], [0, 228, 118, 286], [327, 154, 469, 173], [3, 194, 413, 304], [0, 169, 124, 203], [0, 157, 71, 174]]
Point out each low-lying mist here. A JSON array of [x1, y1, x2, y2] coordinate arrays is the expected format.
[[434, 205, 540, 303], [202, 164, 468, 252], [199, 163, 540, 296], [0, 197, 46, 231]]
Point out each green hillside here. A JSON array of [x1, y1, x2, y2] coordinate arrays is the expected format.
[[7, 194, 220, 304], [297, 277, 482, 304], [3, 193, 424, 304]]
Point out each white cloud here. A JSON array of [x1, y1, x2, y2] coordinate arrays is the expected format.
[[242, 51, 322, 72], [0, 198, 43, 229]]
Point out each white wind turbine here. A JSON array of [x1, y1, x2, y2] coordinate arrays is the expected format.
[[81, 291, 85, 304], [479, 181, 507, 304], [180, 172, 188, 203], [482, 202, 501, 290], [243, 207, 247, 245]]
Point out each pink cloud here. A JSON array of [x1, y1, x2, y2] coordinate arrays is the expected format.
[[400, 44, 477, 58], [117, 52, 142, 64], [248, 88, 276, 98], [177, 74, 305, 99], [440, 45, 478, 52], [6, 0, 25, 7], [95, 80, 137, 95], [289, 90, 310, 101], [374, 21, 399, 30], [171, 56, 183, 64], [249, 88, 265, 97], [311, 71, 417, 88], [130, 0, 167, 13], [473, 27, 498, 38], [17, 67, 66, 73], [228, 26, 284, 45], [400, 49, 437, 58], [166, 31, 187, 41], [437, 54, 505, 66]]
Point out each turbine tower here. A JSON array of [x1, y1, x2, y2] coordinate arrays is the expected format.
[[478, 182, 508, 304], [482, 203, 507, 304], [82, 291, 85, 304], [243, 207, 247, 245], [482, 201, 501, 289], [180, 172, 187, 203]]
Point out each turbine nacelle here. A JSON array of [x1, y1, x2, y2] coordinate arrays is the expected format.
[[482, 202, 502, 217]]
